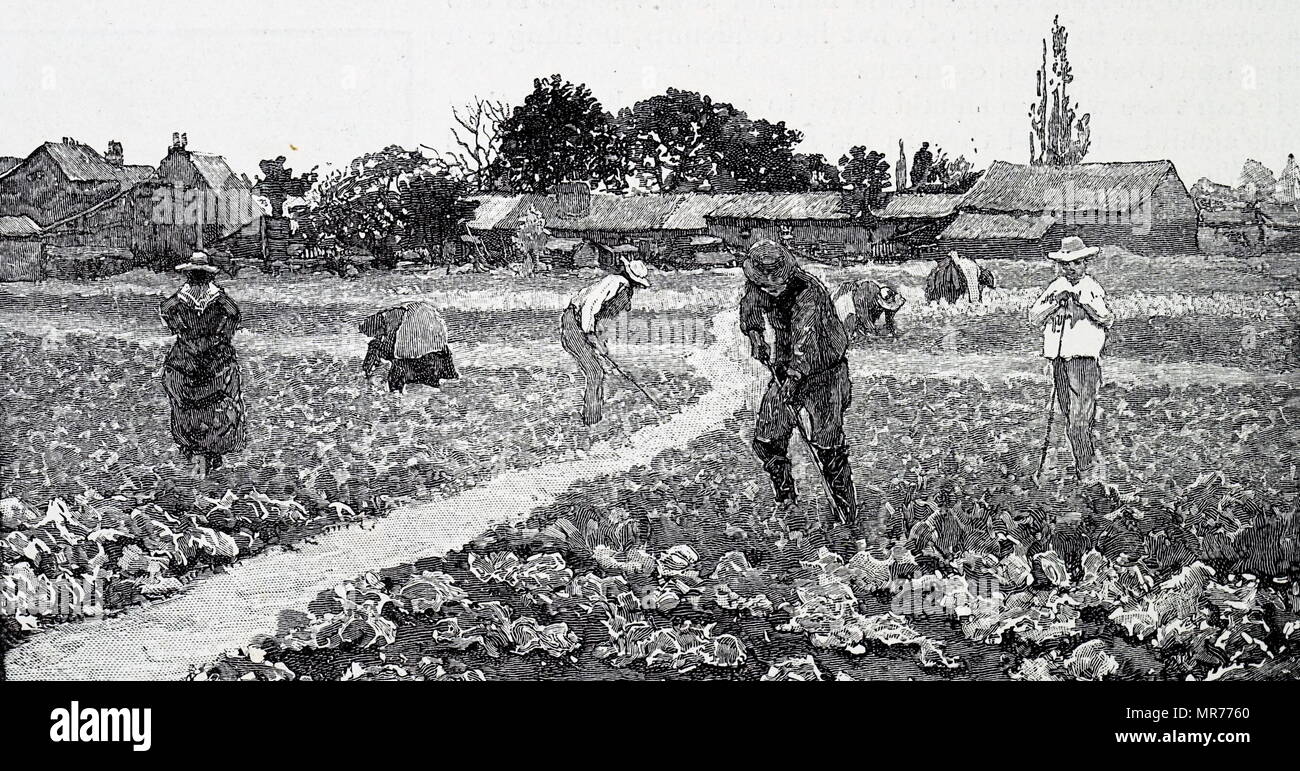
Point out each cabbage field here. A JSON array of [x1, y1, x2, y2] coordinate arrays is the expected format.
[[4, 255, 1299, 681], [0, 268, 720, 656]]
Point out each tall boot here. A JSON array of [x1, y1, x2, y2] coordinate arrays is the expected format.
[[813, 443, 858, 528], [753, 437, 797, 505]]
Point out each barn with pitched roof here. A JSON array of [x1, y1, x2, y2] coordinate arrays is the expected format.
[[940, 160, 1198, 258]]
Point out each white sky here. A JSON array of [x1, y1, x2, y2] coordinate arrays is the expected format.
[[1, 0, 1294, 185]]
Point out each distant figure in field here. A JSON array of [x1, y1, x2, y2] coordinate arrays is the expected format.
[[160, 251, 246, 477], [925, 250, 997, 304], [834, 278, 906, 338], [561, 256, 651, 425], [360, 302, 459, 393], [1029, 236, 1115, 482]]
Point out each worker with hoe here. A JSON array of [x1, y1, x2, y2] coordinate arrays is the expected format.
[[1028, 236, 1114, 483], [561, 255, 652, 425], [740, 239, 863, 555]]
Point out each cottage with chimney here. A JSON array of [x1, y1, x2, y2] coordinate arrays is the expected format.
[[0, 137, 155, 226], [157, 131, 261, 247], [0, 134, 259, 280]]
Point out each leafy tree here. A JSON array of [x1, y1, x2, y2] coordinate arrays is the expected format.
[[912, 147, 982, 193], [795, 153, 842, 191], [492, 75, 624, 192], [255, 156, 318, 218], [619, 87, 817, 193], [302, 145, 425, 269], [399, 169, 479, 264], [715, 117, 807, 192], [909, 142, 934, 188], [255, 156, 318, 265], [1029, 15, 1091, 166], [838, 146, 891, 218], [618, 88, 743, 192]]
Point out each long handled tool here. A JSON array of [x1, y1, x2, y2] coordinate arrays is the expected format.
[[761, 362, 849, 526], [601, 354, 664, 410], [1034, 301, 1072, 483]]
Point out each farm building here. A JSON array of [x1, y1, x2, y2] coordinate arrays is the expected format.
[[705, 191, 957, 261], [156, 132, 261, 247], [1191, 176, 1236, 208], [465, 187, 964, 266], [0, 215, 44, 281], [704, 192, 863, 261], [868, 193, 964, 258], [541, 237, 597, 269], [942, 160, 1199, 258], [1195, 207, 1260, 253], [0, 138, 156, 226], [0, 134, 258, 278], [468, 187, 743, 267], [38, 180, 201, 268], [1256, 203, 1300, 253]]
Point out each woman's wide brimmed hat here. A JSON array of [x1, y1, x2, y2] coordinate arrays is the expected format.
[[743, 240, 794, 290], [1048, 236, 1100, 263], [175, 250, 219, 273], [621, 257, 651, 287], [877, 283, 906, 312]]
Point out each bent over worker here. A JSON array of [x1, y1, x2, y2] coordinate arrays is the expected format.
[[560, 256, 651, 425], [360, 302, 459, 393], [741, 240, 860, 542], [835, 278, 906, 339]]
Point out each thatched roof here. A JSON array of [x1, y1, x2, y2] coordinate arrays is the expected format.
[[960, 160, 1182, 214]]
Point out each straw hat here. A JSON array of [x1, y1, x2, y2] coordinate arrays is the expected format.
[[876, 283, 906, 312], [742, 239, 794, 290], [1048, 236, 1100, 263], [621, 257, 651, 287], [175, 250, 219, 273]]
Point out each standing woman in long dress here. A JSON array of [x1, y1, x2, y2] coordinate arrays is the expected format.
[[160, 251, 246, 477]]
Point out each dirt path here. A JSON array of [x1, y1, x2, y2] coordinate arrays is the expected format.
[[3, 309, 747, 681]]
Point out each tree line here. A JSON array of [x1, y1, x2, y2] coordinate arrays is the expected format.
[[245, 16, 1093, 273], [246, 77, 979, 272]]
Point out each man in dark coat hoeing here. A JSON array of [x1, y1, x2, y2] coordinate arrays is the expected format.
[[740, 240, 861, 551]]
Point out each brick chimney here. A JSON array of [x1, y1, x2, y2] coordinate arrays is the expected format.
[[105, 140, 124, 166], [170, 131, 188, 152]]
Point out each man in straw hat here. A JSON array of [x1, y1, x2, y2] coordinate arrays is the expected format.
[[740, 239, 862, 551], [560, 256, 652, 425], [1028, 236, 1115, 481]]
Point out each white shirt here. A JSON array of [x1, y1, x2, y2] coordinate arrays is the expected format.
[[569, 274, 630, 334], [1029, 275, 1114, 359], [954, 256, 982, 302]]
